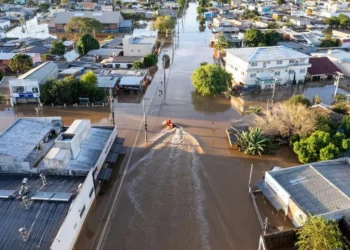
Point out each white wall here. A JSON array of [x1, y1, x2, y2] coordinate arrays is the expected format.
[[9, 79, 40, 106], [51, 171, 95, 250], [265, 172, 290, 206], [123, 36, 156, 57], [0, 20, 10, 29]]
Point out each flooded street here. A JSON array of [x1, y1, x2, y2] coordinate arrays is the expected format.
[[0, 3, 301, 250]]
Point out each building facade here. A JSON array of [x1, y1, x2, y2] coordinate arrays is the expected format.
[[225, 46, 311, 89]]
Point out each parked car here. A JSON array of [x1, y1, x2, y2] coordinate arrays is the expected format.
[[231, 84, 261, 96]]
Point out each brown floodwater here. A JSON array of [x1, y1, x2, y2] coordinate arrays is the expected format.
[[0, 3, 300, 250]]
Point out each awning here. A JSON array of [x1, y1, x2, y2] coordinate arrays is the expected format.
[[106, 152, 119, 163], [256, 180, 285, 211], [98, 168, 112, 181]]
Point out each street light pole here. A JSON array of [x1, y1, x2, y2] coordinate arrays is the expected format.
[[143, 98, 150, 142], [108, 88, 115, 126], [334, 72, 344, 102]]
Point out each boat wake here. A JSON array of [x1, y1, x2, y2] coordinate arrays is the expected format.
[[124, 128, 211, 250]]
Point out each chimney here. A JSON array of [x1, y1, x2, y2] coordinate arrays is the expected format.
[[22, 195, 30, 209], [19, 227, 28, 242], [39, 173, 47, 186]]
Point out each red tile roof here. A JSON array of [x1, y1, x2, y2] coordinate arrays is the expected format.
[[308, 57, 341, 76]]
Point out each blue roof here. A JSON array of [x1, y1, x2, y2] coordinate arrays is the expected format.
[[119, 20, 132, 28]]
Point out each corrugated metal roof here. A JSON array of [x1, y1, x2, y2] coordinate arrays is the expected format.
[[17, 62, 58, 84], [55, 11, 122, 24], [225, 46, 309, 63], [269, 159, 350, 215], [0, 174, 85, 250]]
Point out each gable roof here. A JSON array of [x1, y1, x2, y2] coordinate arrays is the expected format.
[[308, 57, 341, 75], [225, 46, 310, 63], [55, 11, 122, 24]]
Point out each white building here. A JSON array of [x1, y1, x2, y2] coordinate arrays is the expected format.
[[9, 62, 58, 106], [257, 158, 350, 227], [225, 46, 311, 88], [0, 18, 10, 30], [0, 118, 124, 250], [122, 35, 157, 57]]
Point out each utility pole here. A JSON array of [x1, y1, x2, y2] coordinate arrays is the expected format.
[[143, 98, 150, 142], [334, 71, 344, 102], [248, 164, 253, 193], [108, 88, 115, 126], [163, 67, 166, 104]]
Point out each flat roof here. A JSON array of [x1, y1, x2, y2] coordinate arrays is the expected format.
[[59, 67, 85, 75], [269, 158, 350, 215], [96, 76, 119, 88], [0, 118, 62, 162], [119, 76, 143, 86], [0, 174, 85, 250]]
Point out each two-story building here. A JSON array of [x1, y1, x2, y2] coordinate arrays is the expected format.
[[122, 35, 157, 57], [289, 16, 311, 27], [225, 46, 311, 89], [49, 11, 130, 38]]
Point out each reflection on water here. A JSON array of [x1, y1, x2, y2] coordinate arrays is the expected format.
[[125, 128, 210, 250], [191, 91, 231, 115]]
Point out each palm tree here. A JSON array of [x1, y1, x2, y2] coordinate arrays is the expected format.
[[214, 34, 233, 65], [236, 128, 268, 155]]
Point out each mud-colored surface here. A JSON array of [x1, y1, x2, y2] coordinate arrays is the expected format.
[[0, 3, 300, 250]]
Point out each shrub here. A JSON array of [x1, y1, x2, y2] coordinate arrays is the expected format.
[[285, 95, 311, 107], [245, 106, 263, 114], [312, 95, 322, 104], [236, 128, 269, 155], [143, 54, 158, 67], [133, 60, 144, 69], [334, 93, 347, 103], [332, 102, 349, 114]]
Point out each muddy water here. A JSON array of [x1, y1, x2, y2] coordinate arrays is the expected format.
[[124, 128, 210, 250]]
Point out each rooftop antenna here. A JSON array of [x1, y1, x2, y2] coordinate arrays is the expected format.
[[39, 173, 47, 186], [22, 195, 30, 210], [19, 227, 28, 242]]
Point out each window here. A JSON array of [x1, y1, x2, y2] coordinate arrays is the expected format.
[[263, 62, 266, 68], [250, 73, 256, 78], [276, 60, 283, 65], [300, 69, 306, 73], [80, 205, 86, 218], [267, 61, 270, 64], [241, 71, 245, 75], [32, 87, 38, 93], [89, 188, 94, 198], [234, 67, 238, 71], [274, 71, 280, 76], [251, 62, 257, 66], [289, 59, 295, 63]]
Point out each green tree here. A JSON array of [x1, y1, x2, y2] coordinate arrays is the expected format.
[[296, 215, 345, 250], [267, 22, 279, 29], [243, 28, 265, 47], [338, 14, 350, 28], [143, 54, 158, 67], [81, 71, 97, 90], [332, 102, 349, 114], [325, 16, 340, 27], [242, 9, 259, 19], [49, 41, 66, 55], [276, 0, 284, 5], [285, 95, 311, 107], [264, 30, 281, 46], [340, 116, 350, 137], [236, 128, 268, 155], [320, 34, 338, 47], [191, 64, 231, 96], [77, 34, 100, 56], [38, 3, 50, 12], [133, 60, 144, 69], [214, 34, 234, 52], [8, 53, 33, 73], [60, 0, 68, 5], [65, 17, 103, 35], [319, 143, 340, 161], [153, 16, 175, 33], [334, 93, 347, 103]]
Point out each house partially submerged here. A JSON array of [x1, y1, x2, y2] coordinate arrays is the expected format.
[[256, 158, 350, 227], [307, 57, 341, 80]]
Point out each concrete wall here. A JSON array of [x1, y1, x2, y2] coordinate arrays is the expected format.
[[265, 172, 290, 206], [123, 36, 156, 57], [51, 170, 95, 250]]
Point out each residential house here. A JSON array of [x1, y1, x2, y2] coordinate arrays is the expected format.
[[256, 158, 350, 227], [9, 62, 58, 105], [49, 11, 127, 37], [14, 0, 25, 4], [157, 8, 178, 18], [311, 50, 350, 77], [122, 35, 157, 57], [225, 46, 310, 88], [307, 57, 340, 80], [0, 18, 10, 30], [289, 16, 311, 27], [0, 53, 41, 73], [332, 30, 350, 48], [101, 56, 143, 69]]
